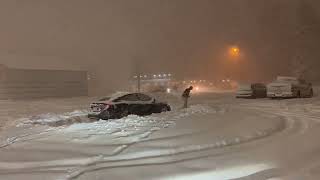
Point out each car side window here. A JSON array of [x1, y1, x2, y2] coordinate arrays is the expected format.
[[299, 79, 306, 84], [256, 84, 264, 89], [115, 94, 139, 102], [252, 84, 260, 89], [137, 94, 152, 101]]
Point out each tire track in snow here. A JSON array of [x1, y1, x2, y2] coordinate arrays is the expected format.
[[0, 102, 294, 179], [241, 103, 320, 135], [0, 105, 215, 173], [61, 113, 286, 180]]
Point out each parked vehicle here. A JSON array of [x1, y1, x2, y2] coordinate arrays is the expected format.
[[267, 76, 313, 98], [236, 83, 267, 98], [88, 92, 171, 120]]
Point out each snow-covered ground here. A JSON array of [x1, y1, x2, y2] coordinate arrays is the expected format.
[[0, 91, 320, 180]]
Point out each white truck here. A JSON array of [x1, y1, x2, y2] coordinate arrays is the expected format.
[[267, 76, 313, 98]]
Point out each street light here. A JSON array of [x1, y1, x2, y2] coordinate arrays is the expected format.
[[229, 46, 240, 58]]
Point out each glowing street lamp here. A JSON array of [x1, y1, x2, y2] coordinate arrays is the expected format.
[[229, 46, 240, 58]]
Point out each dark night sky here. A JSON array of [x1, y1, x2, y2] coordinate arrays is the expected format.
[[0, 0, 319, 91]]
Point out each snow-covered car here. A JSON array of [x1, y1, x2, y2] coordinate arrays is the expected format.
[[267, 76, 313, 98], [236, 83, 267, 98], [88, 92, 171, 120]]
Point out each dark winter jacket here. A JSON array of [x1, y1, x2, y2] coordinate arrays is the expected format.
[[182, 87, 192, 98]]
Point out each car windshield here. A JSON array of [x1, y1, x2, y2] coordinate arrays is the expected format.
[[238, 84, 251, 90]]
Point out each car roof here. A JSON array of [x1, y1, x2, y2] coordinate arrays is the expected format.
[[277, 76, 298, 81], [103, 92, 153, 102]]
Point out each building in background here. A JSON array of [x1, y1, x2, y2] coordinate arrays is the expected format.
[[0, 64, 88, 99], [130, 73, 176, 93]]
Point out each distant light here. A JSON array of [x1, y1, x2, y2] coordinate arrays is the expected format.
[[227, 79, 230, 82], [153, 75, 157, 78], [166, 88, 171, 93], [144, 75, 147, 78], [140, 75, 143, 78], [195, 86, 200, 91], [158, 74, 162, 77], [168, 74, 172, 77], [134, 76, 138, 78], [163, 74, 167, 77], [222, 79, 226, 83], [229, 46, 240, 58]]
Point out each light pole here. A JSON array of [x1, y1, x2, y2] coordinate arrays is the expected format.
[[133, 56, 142, 93], [225, 45, 241, 81], [137, 74, 141, 93]]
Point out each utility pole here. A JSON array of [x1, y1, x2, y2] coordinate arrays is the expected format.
[[134, 56, 142, 93], [137, 73, 141, 93]]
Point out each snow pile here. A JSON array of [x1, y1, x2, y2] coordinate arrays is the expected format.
[[19, 110, 89, 127], [60, 104, 215, 143]]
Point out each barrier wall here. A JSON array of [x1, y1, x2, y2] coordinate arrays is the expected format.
[[0, 65, 88, 99]]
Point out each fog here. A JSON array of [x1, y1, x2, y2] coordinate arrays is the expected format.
[[0, 0, 320, 93]]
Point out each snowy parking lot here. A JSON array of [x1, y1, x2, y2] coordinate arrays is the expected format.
[[0, 92, 320, 180]]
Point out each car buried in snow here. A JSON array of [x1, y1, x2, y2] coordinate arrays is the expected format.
[[267, 76, 313, 98], [88, 92, 171, 120], [236, 83, 267, 98]]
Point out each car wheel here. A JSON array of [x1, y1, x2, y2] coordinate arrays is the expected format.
[[120, 109, 129, 118], [161, 106, 168, 112], [99, 110, 111, 120], [297, 91, 301, 98], [117, 106, 129, 119], [165, 105, 171, 111], [309, 89, 314, 98], [251, 91, 257, 99]]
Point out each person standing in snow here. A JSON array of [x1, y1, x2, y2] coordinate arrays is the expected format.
[[182, 86, 193, 108]]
